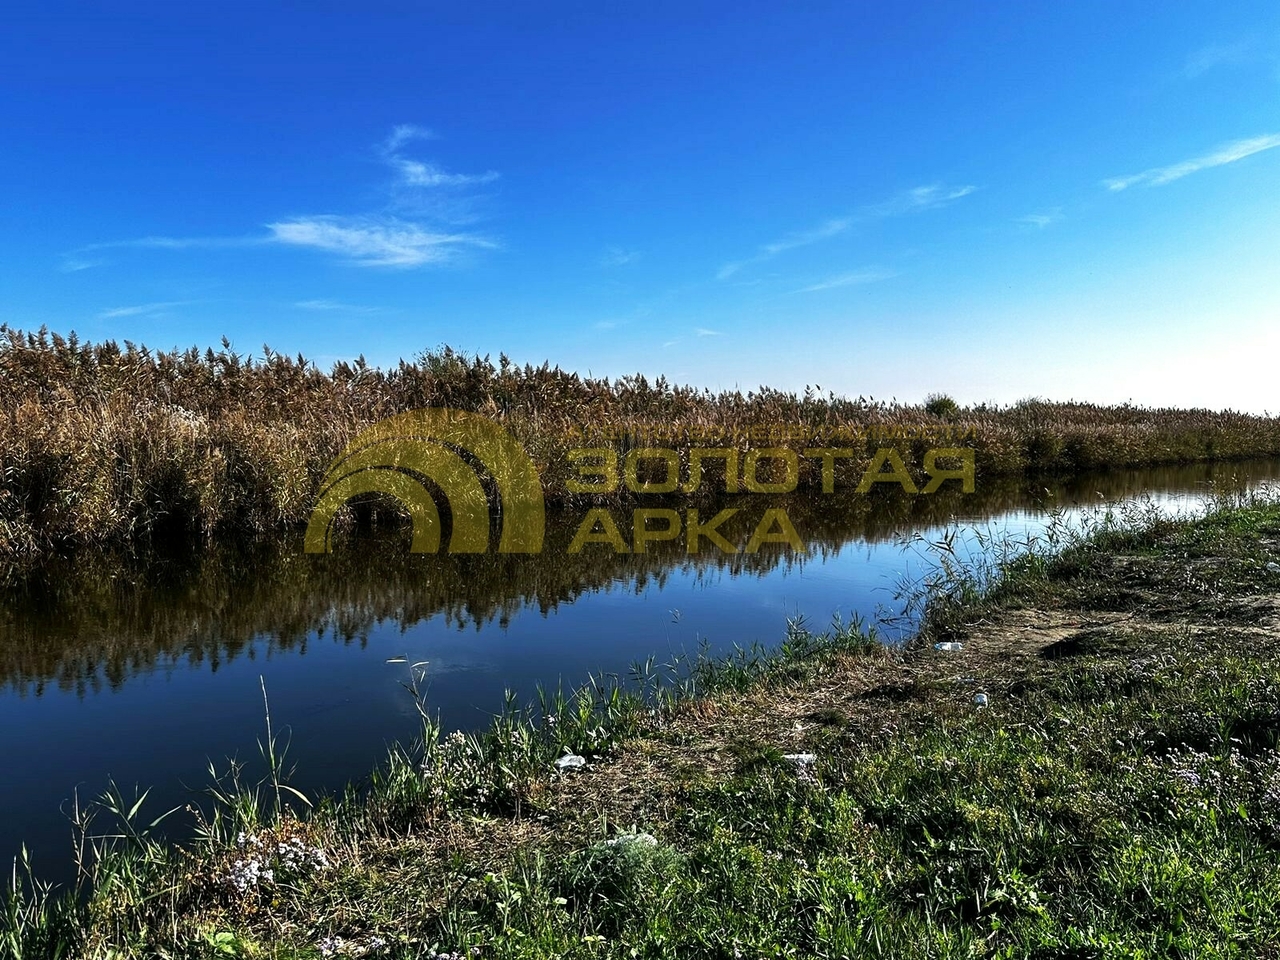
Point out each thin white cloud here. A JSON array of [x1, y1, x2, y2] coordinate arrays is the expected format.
[[383, 124, 436, 153], [865, 183, 977, 218], [60, 257, 105, 272], [797, 267, 898, 293], [601, 246, 641, 266], [89, 235, 264, 251], [1103, 133, 1280, 191], [718, 218, 852, 279], [98, 301, 193, 319], [293, 299, 379, 312], [64, 126, 501, 272], [716, 183, 975, 280], [267, 216, 495, 268], [392, 159, 499, 188], [69, 219, 493, 272], [695, 327, 721, 337], [62, 235, 266, 270], [62, 235, 264, 269], [379, 123, 498, 192], [760, 217, 853, 257], [1015, 208, 1064, 229], [1184, 40, 1254, 78]]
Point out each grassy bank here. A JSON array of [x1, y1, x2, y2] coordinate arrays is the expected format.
[[7, 489, 1280, 957], [5, 324, 1280, 571]]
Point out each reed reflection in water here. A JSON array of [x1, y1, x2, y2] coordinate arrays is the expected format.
[[2, 457, 1278, 877]]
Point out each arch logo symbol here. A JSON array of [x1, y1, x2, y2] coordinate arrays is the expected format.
[[304, 408, 545, 554]]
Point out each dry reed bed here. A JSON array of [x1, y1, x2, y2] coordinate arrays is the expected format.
[[4, 325, 1279, 567]]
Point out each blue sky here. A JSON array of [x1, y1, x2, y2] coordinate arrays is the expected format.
[[3, 2, 1278, 411]]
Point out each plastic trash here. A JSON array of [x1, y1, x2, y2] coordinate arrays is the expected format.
[[973, 693, 989, 707], [934, 641, 964, 652], [554, 754, 587, 772], [783, 753, 817, 766]]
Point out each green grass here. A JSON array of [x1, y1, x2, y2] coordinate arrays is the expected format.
[[6, 492, 1280, 957]]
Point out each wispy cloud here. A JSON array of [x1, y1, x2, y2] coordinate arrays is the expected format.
[[382, 124, 435, 153], [796, 267, 898, 293], [695, 327, 721, 337], [392, 159, 499, 188], [1015, 208, 1064, 229], [268, 216, 495, 268], [864, 183, 977, 218], [64, 126, 500, 271], [61, 257, 105, 273], [760, 217, 853, 257], [98, 301, 194, 319], [95, 236, 263, 250], [601, 246, 640, 266], [293, 299, 380, 313], [1103, 133, 1280, 191], [1183, 40, 1254, 78], [379, 124, 497, 190], [63, 235, 264, 270], [718, 218, 852, 280], [716, 183, 975, 280]]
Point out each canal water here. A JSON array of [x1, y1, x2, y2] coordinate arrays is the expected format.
[[3, 458, 1279, 880]]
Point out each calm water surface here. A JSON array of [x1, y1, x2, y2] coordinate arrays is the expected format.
[[4, 459, 1279, 879]]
